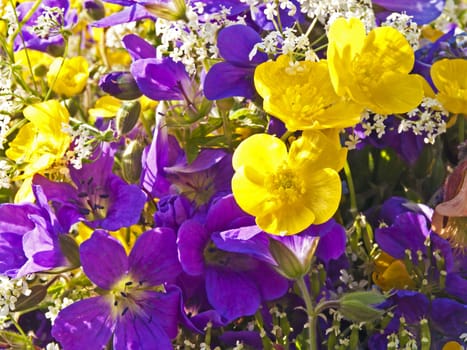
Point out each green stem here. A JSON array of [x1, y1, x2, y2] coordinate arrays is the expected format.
[[10, 317, 34, 350], [296, 277, 317, 350], [344, 160, 358, 217]]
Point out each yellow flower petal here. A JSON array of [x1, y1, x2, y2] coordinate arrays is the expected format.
[[303, 168, 342, 224], [431, 58, 467, 114], [369, 73, 425, 114], [232, 133, 287, 171], [256, 202, 316, 235]]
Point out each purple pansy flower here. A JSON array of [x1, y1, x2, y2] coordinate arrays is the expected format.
[[177, 194, 289, 322], [0, 185, 70, 278], [52, 228, 182, 350], [33, 143, 146, 231], [14, 0, 77, 53], [204, 24, 267, 100]]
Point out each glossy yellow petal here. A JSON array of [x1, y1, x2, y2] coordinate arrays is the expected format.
[[232, 166, 272, 214], [256, 202, 316, 235], [431, 58, 467, 114], [291, 129, 348, 172], [89, 95, 122, 120], [363, 26, 414, 74], [255, 56, 362, 130], [369, 73, 424, 114], [327, 18, 366, 96], [302, 168, 342, 224], [47, 56, 89, 97], [232, 133, 287, 171], [23, 100, 70, 136]]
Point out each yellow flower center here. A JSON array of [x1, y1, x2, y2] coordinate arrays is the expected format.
[[265, 164, 305, 204], [109, 276, 164, 320], [351, 53, 383, 92]]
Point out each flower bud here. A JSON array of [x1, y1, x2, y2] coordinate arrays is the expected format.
[[121, 140, 144, 183], [144, 0, 187, 21], [84, 0, 106, 20], [269, 238, 311, 280], [338, 291, 386, 322], [99, 71, 142, 100], [116, 100, 141, 135], [155, 194, 192, 230], [14, 285, 48, 312]]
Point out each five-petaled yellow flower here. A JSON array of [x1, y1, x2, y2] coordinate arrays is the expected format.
[[430, 58, 467, 115], [254, 55, 363, 131], [47, 56, 89, 97], [327, 18, 424, 115], [6, 100, 71, 202], [232, 129, 347, 235]]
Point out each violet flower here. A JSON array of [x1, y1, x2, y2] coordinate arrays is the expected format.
[[52, 228, 182, 349], [370, 290, 467, 348], [14, 0, 77, 53], [372, 0, 445, 24], [33, 143, 146, 231], [0, 185, 70, 278], [121, 34, 196, 102], [177, 194, 289, 321], [215, 218, 347, 279], [204, 24, 267, 100], [140, 112, 233, 206]]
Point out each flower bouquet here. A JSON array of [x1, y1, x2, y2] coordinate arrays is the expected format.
[[0, 0, 465, 349]]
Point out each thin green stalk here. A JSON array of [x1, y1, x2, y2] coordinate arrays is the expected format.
[[10, 317, 34, 350], [7, 0, 44, 52], [344, 160, 358, 217], [296, 277, 317, 350]]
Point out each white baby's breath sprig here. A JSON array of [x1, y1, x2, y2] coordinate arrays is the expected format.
[[32, 6, 65, 39]]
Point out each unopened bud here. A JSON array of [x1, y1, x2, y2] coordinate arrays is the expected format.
[[121, 140, 144, 183], [144, 0, 187, 21], [269, 239, 308, 280], [99, 71, 142, 100], [84, 0, 106, 20], [116, 100, 141, 135], [339, 291, 386, 322], [59, 234, 81, 268]]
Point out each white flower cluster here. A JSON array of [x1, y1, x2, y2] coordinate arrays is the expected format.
[[63, 124, 94, 170], [2, 4, 18, 38], [382, 12, 421, 50], [401, 97, 448, 144], [299, 0, 375, 31], [156, 3, 245, 75], [32, 6, 64, 39], [250, 27, 318, 61], [0, 276, 32, 328]]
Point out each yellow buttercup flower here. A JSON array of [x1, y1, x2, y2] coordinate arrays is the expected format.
[[47, 56, 89, 97], [6, 100, 71, 202], [254, 55, 363, 131], [232, 129, 347, 235], [431, 58, 467, 114], [327, 18, 424, 114], [14, 49, 53, 82]]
